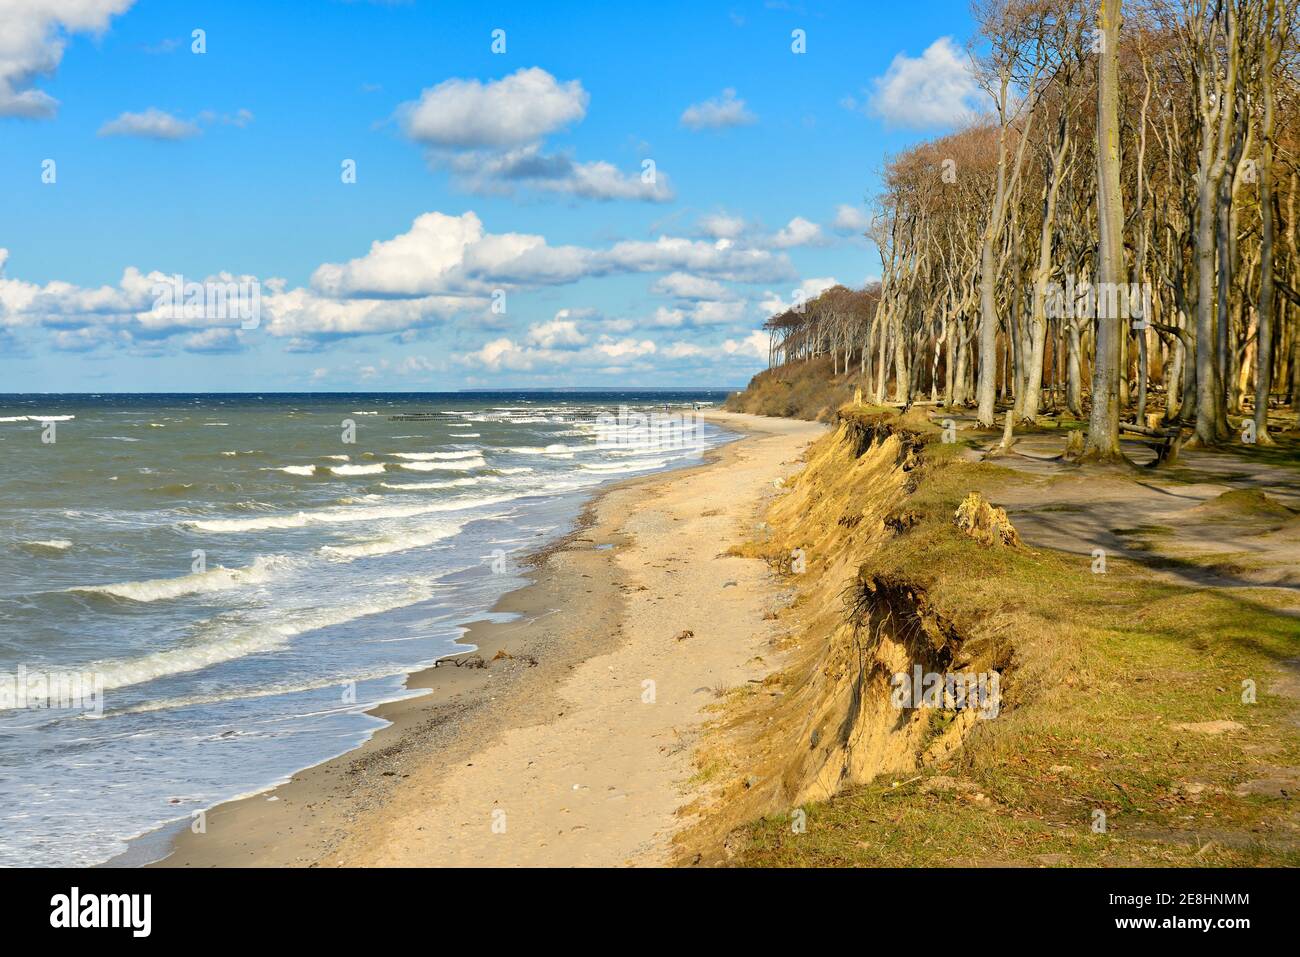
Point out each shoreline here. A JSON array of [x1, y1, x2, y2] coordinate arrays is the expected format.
[[145, 410, 827, 867]]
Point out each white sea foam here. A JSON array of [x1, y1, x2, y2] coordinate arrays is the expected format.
[[399, 457, 485, 472], [0, 414, 75, 422], [390, 450, 482, 461], [379, 476, 497, 491], [21, 539, 73, 553], [321, 518, 473, 559], [329, 463, 387, 476], [185, 492, 518, 532], [104, 667, 418, 717], [64, 587, 432, 695], [507, 444, 593, 455], [72, 555, 291, 602], [268, 465, 316, 476]]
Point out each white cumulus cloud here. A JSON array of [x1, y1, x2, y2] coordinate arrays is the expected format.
[[769, 216, 826, 249], [831, 204, 872, 234], [696, 213, 747, 240], [0, 0, 135, 118], [312, 212, 794, 298], [460, 334, 655, 372], [437, 143, 672, 203], [526, 316, 587, 349], [98, 108, 200, 140], [0, 206, 797, 355], [650, 272, 731, 302], [399, 69, 670, 204], [398, 67, 588, 148], [680, 88, 756, 130], [868, 37, 982, 129], [759, 277, 838, 315]]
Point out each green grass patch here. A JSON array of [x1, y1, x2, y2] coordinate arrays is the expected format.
[[726, 416, 1300, 868]]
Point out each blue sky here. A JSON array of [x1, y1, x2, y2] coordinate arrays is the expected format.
[[0, 0, 978, 391]]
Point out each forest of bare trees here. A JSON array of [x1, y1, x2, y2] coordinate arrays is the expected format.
[[762, 0, 1299, 458]]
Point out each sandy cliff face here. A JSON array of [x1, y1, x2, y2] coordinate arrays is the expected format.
[[680, 413, 1011, 861]]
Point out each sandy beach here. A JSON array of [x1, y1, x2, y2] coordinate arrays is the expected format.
[[153, 411, 827, 867]]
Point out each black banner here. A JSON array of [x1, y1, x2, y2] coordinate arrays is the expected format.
[[0, 866, 1278, 942]]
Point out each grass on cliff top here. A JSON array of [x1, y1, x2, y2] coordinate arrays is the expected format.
[[724, 356, 866, 421], [731, 411, 1300, 867]]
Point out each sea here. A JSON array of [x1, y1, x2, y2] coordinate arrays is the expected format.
[[0, 391, 733, 866]]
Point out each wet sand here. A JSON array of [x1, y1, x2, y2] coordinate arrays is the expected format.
[[152, 411, 827, 867]]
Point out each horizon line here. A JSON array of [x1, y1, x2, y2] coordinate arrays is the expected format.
[[0, 387, 745, 396]]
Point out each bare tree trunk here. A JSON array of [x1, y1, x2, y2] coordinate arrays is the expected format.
[[1086, 0, 1125, 460], [891, 306, 909, 403], [1067, 315, 1083, 415], [954, 314, 971, 405], [977, 62, 1034, 428], [1254, 0, 1284, 444], [1167, 319, 1184, 420], [1025, 128, 1071, 421], [1193, 2, 1237, 445], [975, 214, 1002, 423], [1136, 326, 1149, 422], [874, 313, 890, 404]]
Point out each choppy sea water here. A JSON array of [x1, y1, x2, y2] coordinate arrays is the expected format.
[[0, 391, 731, 866]]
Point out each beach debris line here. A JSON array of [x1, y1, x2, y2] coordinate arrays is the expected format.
[[440, 650, 538, 669], [449, 655, 487, 669]]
